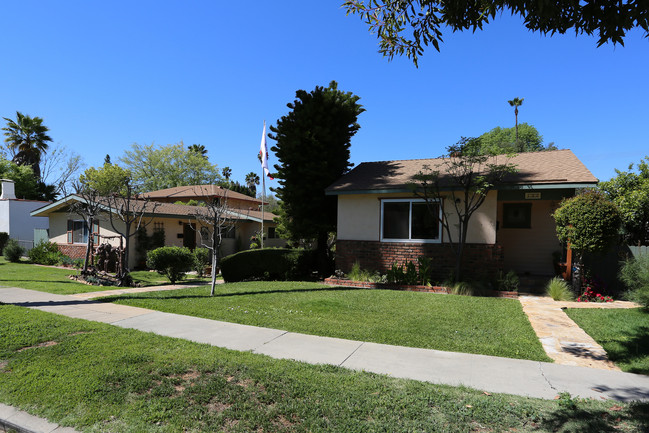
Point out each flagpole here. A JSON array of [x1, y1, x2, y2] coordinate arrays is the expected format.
[[261, 171, 266, 249], [260, 121, 266, 249]]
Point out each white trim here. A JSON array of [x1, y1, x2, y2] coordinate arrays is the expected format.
[[380, 198, 442, 243]]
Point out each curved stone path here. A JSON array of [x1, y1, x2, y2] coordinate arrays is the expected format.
[[519, 295, 640, 370]]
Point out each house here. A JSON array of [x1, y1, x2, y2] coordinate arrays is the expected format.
[[0, 179, 50, 249], [30, 186, 284, 269], [325, 149, 598, 281]]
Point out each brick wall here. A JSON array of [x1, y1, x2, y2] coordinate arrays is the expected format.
[[57, 244, 86, 259], [335, 240, 503, 281]]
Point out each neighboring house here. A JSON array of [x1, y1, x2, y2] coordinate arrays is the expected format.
[[325, 149, 598, 280], [30, 187, 283, 269], [0, 179, 50, 250], [140, 184, 266, 211]]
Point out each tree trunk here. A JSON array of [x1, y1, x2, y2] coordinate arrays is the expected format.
[[83, 216, 93, 273]]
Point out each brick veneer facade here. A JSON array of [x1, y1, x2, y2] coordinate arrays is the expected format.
[[335, 240, 504, 281], [57, 244, 87, 260]]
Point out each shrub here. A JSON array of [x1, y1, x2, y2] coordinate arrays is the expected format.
[[0, 232, 9, 253], [193, 247, 211, 277], [146, 246, 194, 284], [619, 254, 649, 308], [28, 240, 65, 265], [3, 239, 24, 262], [546, 277, 574, 301], [497, 270, 520, 292], [220, 248, 318, 282], [450, 281, 490, 297], [553, 190, 621, 256], [417, 256, 433, 286], [386, 262, 406, 285]]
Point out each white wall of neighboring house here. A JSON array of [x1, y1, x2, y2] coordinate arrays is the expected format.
[[0, 200, 50, 246]]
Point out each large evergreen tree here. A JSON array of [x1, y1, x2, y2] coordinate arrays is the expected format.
[[269, 81, 364, 268]]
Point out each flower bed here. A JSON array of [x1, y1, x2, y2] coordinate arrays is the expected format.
[[323, 277, 518, 298]]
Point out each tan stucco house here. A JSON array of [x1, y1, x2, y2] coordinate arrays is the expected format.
[[325, 149, 598, 281], [30, 185, 283, 269]]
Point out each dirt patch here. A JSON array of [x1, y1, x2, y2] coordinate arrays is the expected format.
[[17, 341, 58, 352], [0, 360, 9, 372]]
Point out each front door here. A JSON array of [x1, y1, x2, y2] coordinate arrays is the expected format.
[[183, 223, 196, 250]]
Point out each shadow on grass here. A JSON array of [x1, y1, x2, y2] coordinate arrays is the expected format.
[[0, 279, 78, 284], [539, 402, 649, 432], [99, 286, 370, 303], [607, 324, 649, 376]]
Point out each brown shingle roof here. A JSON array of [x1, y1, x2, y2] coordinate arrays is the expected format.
[[326, 149, 598, 194], [141, 185, 263, 204], [31, 195, 277, 222]]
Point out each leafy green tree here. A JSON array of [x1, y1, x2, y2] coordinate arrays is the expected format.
[[463, 123, 546, 155], [269, 81, 364, 270], [0, 157, 56, 200], [222, 166, 232, 181], [344, 0, 649, 66], [507, 97, 524, 150], [553, 190, 621, 291], [120, 142, 221, 192], [599, 157, 649, 245], [412, 138, 516, 282], [2, 111, 53, 180]]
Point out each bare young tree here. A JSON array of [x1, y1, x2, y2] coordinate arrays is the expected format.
[[190, 190, 237, 296], [41, 144, 84, 196], [104, 179, 159, 286], [412, 138, 516, 281], [67, 180, 104, 273]]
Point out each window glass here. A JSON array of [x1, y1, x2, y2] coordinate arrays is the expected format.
[[411, 202, 439, 239], [71, 220, 88, 243], [503, 203, 532, 229], [382, 202, 410, 239]]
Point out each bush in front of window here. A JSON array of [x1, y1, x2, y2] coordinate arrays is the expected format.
[[146, 246, 194, 284], [28, 240, 65, 265], [3, 239, 24, 262], [193, 247, 211, 277], [220, 249, 319, 282]]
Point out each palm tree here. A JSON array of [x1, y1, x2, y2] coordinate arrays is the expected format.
[[188, 144, 208, 158], [245, 172, 260, 196], [222, 166, 232, 181], [507, 97, 524, 152], [2, 111, 53, 179]]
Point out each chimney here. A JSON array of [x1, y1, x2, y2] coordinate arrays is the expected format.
[[0, 179, 16, 200]]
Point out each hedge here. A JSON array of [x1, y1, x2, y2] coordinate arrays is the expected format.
[[220, 248, 318, 282]]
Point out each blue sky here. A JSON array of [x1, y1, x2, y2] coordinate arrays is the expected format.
[[2, 1, 648, 191]]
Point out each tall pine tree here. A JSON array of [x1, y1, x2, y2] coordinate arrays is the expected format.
[[269, 81, 364, 271]]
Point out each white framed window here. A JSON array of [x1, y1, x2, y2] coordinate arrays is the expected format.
[[380, 198, 441, 243], [66, 220, 88, 244]]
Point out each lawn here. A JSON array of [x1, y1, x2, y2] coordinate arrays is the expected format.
[[1, 305, 647, 433], [565, 307, 649, 375], [104, 281, 551, 362], [0, 257, 209, 294]]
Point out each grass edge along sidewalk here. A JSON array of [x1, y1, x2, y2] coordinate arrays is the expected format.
[[102, 281, 551, 362], [1, 304, 648, 433]]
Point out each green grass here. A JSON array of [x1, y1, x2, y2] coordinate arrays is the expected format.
[[0, 257, 211, 294], [0, 257, 95, 295], [1, 305, 647, 432], [128, 269, 212, 287], [565, 308, 649, 375], [103, 281, 551, 362]]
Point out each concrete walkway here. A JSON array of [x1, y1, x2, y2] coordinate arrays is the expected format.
[[2, 287, 649, 404], [519, 295, 640, 370]]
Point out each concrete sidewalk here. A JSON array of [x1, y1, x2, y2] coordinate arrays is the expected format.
[[2, 287, 649, 405]]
